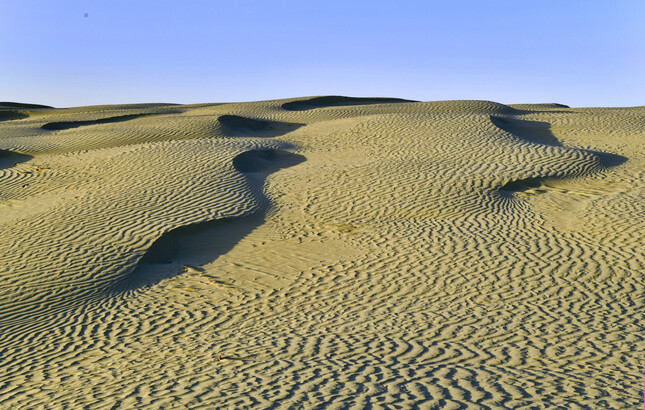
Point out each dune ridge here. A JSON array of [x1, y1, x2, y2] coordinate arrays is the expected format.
[[281, 95, 416, 111], [40, 113, 163, 130], [0, 97, 643, 408], [0, 102, 54, 110]]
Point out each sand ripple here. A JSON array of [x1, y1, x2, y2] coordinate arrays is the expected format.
[[0, 98, 642, 408]]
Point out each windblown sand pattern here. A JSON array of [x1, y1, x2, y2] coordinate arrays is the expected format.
[[0, 97, 643, 408]]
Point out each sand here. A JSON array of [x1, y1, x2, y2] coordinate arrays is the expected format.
[[0, 97, 643, 408]]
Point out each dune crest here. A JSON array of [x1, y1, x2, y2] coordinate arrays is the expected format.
[[0, 97, 643, 408]]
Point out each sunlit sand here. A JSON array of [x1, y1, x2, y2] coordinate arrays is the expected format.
[[0, 97, 642, 407]]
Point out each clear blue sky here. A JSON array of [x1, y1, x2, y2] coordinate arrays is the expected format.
[[2, 1, 643, 107]]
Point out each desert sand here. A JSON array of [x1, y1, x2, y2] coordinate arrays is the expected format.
[[0, 97, 643, 408]]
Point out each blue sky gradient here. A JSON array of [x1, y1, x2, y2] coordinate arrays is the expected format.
[[2, 1, 643, 107]]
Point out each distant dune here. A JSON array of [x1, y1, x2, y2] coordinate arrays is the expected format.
[[0, 96, 642, 408]]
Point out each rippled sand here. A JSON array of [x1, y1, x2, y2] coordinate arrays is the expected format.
[[0, 97, 643, 408]]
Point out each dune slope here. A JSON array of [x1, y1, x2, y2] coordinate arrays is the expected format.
[[0, 97, 643, 408]]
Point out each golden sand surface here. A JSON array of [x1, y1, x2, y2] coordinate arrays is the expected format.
[[0, 97, 643, 408]]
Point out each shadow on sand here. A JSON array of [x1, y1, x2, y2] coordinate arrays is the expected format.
[[117, 149, 305, 291], [491, 116, 628, 194], [0, 149, 32, 171]]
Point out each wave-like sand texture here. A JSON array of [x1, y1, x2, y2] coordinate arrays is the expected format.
[[0, 97, 643, 408]]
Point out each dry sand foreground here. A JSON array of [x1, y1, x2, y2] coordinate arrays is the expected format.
[[0, 97, 643, 408]]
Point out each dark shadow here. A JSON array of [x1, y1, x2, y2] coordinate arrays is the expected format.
[[490, 115, 562, 146], [115, 149, 305, 291], [41, 113, 159, 131], [232, 149, 305, 174], [500, 177, 547, 194], [0, 102, 53, 109], [123, 215, 265, 289], [0, 149, 32, 170], [587, 149, 628, 167], [282, 96, 417, 111], [218, 115, 304, 136], [0, 110, 29, 121]]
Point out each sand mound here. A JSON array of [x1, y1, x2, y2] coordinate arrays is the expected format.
[[281, 95, 415, 110], [415, 99, 523, 115], [0, 97, 642, 408], [509, 103, 571, 110]]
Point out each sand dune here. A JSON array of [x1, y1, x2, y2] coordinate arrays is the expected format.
[[0, 97, 642, 408], [40, 113, 164, 131], [281, 96, 416, 111]]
